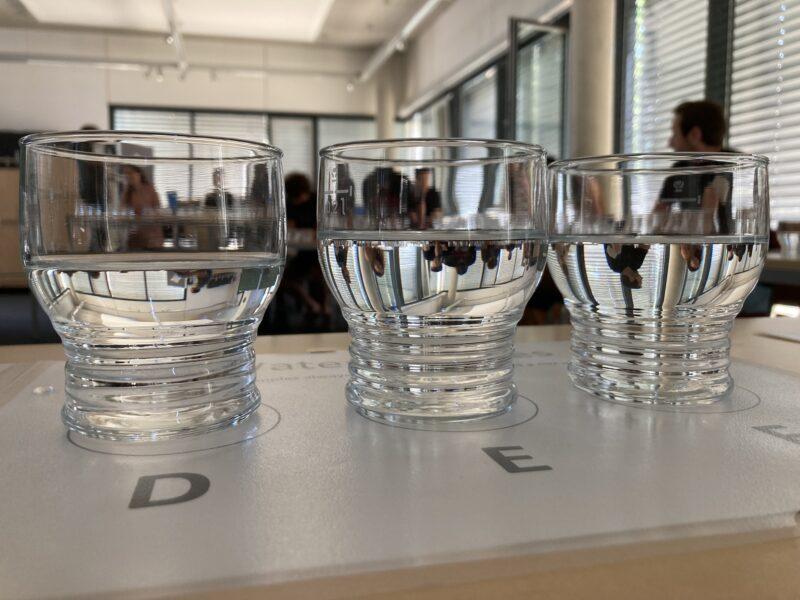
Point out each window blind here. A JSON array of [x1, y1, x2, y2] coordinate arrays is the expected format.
[[316, 118, 377, 199], [405, 94, 453, 138], [270, 117, 314, 179], [455, 70, 497, 214], [316, 117, 377, 154], [516, 31, 565, 158], [621, 0, 709, 153], [193, 112, 269, 144], [111, 108, 193, 203], [459, 69, 497, 138], [729, 0, 800, 223]]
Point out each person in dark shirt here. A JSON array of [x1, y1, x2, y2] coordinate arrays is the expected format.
[[657, 100, 737, 270], [407, 167, 442, 228], [285, 172, 316, 229], [276, 173, 330, 330], [605, 101, 737, 286], [658, 100, 736, 237]]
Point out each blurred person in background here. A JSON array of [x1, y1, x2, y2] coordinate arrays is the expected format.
[[204, 167, 235, 209], [407, 167, 442, 228], [122, 165, 163, 250], [268, 172, 331, 332]]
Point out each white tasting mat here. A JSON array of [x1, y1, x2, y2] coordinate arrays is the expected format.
[[1, 341, 799, 598]]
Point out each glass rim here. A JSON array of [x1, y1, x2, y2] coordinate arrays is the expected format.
[[550, 152, 769, 175], [20, 130, 283, 164], [319, 137, 545, 166]]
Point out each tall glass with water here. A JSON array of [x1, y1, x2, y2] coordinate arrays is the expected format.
[[548, 153, 769, 405], [317, 139, 548, 422], [20, 132, 285, 440]]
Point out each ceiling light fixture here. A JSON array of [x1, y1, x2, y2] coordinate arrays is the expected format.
[[165, 34, 174, 45], [346, 82, 355, 93], [155, 67, 164, 83]]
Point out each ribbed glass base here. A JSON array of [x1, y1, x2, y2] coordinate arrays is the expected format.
[[60, 328, 260, 441], [567, 303, 740, 405], [345, 313, 519, 422]]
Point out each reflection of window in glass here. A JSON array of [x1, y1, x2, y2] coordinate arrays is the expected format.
[[516, 32, 565, 158], [399, 246, 420, 304], [729, 0, 800, 224], [105, 271, 148, 300], [145, 272, 187, 301], [621, 0, 709, 153]]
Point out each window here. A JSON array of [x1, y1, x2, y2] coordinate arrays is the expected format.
[[270, 117, 314, 178], [316, 117, 377, 198], [729, 0, 800, 224], [111, 108, 193, 203], [516, 30, 566, 157], [620, 0, 710, 152], [401, 15, 569, 154], [193, 112, 269, 144], [405, 94, 453, 138], [459, 68, 499, 138], [316, 117, 377, 155]]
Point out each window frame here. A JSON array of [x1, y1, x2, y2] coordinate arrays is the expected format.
[[397, 12, 570, 148]]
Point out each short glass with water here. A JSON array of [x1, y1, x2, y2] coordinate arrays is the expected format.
[[317, 139, 548, 423], [548, 153, 769, 405], [20, 132, 285, 440]]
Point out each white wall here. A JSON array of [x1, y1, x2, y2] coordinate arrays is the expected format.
[[0, 27, 376, 132], [403, 0, 566, 106]]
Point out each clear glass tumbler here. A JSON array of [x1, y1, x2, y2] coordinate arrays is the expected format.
[[317, 139, 548, 422], [20, 132, 285, 440], [548, 153, 769, 405]]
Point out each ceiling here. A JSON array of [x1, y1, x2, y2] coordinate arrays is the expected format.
[[2, 0, 430, 47]]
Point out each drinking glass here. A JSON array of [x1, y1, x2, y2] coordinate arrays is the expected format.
[[317, 139, 548, 422], [548, 153, 769, 405], [20, 131, 285, 440]]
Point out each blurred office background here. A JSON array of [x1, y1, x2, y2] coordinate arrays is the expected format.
[[0, 0, 798, 343]]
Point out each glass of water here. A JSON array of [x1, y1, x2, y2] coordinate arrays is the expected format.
[[20, 131, 285, 440], [317, 139, 548, 422], [548, 153, 769, 405]]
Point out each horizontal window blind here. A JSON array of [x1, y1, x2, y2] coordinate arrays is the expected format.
[[316, 117, 377, 155], [111, 109, 193, 203], [459, 68, 497, 139], [405, 94, 452, 138], [622, 0, 709, 153], [112, 108, 192, 137], [270, 117, 314, 179], [193, 112, 269, 144], [729, 0, 800, 223], [316, 118, 377, 198], [517, 31, 565, 158], [112, 108, 376, 191]]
